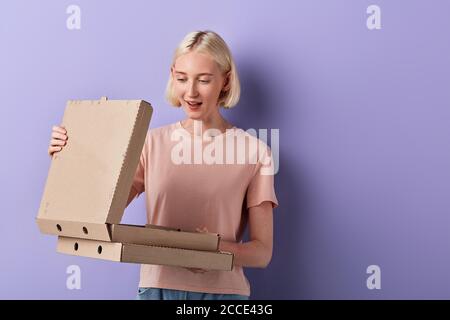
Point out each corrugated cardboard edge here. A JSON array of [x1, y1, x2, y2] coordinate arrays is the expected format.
[[110, 224, 219, 251], [121, 243, 233, 271], [145, 224, 181, 231], [57, 237, 233, 271], [57, 236, 122, 261], [37, 219, 111, 241], [106, 100, 152, 224]]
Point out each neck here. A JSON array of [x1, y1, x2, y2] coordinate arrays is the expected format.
[[181, 112, 233, 135]]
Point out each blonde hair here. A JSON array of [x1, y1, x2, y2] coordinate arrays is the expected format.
[[165, 30, 241, 108]]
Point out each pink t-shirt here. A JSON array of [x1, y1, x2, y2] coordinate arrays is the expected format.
[[131, 121, 278, 296]]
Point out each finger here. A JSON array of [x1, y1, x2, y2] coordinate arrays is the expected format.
[[51, 131, 67, 141], [48, 146, 62, 155], [50, 138, 66, 147], [52, 125, 67, 134]]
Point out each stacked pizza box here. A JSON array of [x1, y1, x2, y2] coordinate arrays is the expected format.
[[36, 97, 233, 271]]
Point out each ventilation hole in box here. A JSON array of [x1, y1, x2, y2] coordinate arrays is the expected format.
[[82, 227, 88, 235], [74, 243, 79, 251], [97, 246, 102, 254], [56, 224, 62, 232]]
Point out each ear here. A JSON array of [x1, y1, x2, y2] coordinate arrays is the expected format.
[[222, 71, 231, 92]]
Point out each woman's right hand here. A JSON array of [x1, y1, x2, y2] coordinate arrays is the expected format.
[[48, 125, 68, 157]]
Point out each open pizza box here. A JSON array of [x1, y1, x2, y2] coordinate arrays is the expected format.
[[36, 97, 233, 271]]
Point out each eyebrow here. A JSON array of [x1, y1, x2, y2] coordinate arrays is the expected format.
[[174, 71, 214, 76]]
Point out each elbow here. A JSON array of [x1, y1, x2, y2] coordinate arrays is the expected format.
[[257, 248, 273, 269], [262, 253, 273, 269]]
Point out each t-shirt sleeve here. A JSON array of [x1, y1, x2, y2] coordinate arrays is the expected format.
[[246, 145, 279, 209], [131, 133, 148, 196]]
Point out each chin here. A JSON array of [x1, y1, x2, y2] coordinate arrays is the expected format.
[[182, 107, 203, 119]]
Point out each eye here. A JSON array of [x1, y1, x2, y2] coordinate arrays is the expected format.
[[199, 80, 211, 84], [176, 78, 187, 83]]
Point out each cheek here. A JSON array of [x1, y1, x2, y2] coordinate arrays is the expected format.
[[173, 83, 184, 97], [200, 85, 222, 101]]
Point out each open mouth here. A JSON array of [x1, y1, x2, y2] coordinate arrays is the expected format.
[[186, 101, 202, 109]]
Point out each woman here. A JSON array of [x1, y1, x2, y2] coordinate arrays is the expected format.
[[48, 30, 278, 300]]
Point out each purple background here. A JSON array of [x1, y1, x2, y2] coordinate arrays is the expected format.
[[1, 0, 449, 299]]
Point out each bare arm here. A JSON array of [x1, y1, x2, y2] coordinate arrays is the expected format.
[[219, 201, 273, 269], [126, 186, 139, 208]]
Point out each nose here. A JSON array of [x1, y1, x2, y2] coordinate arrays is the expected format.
[[186, 80, 199, 98]]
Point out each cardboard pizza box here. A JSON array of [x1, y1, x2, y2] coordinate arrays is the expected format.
[[36, 97, 233, 271], [57, 236, 233, 271]]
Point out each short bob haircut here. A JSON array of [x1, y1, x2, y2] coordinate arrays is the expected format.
[[165, 30, 241, 109]]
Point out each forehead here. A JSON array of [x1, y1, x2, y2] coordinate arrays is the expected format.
[[174, 51, 220, 75]]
